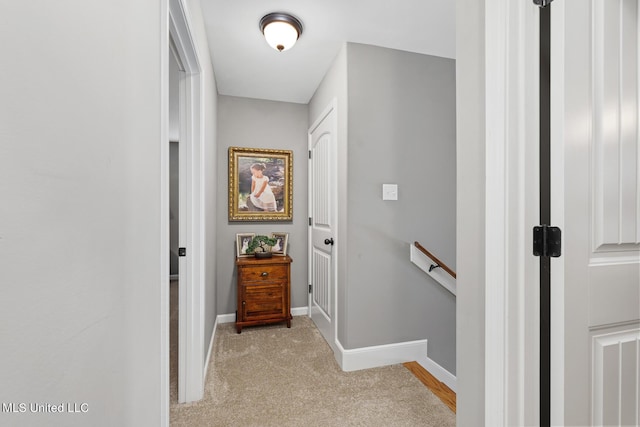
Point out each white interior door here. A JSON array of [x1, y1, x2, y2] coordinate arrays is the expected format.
[[552, 1, 640, 425], [308, 102, 337, 352]]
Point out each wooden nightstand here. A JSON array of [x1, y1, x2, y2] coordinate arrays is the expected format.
[[235, 255, 292, 333]]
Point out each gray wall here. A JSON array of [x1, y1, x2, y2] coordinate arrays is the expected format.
[[0, 0, 218, 425], [216, 96, 309, 313], [345, 43, 457, 373], [309, 43, 457, 375], [192, 0, 220, 369], [456, 0, 486, 424]]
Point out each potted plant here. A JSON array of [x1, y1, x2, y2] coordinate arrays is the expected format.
[[246, 235, 277, 259]]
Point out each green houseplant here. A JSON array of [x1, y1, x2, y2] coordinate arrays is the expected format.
[[246, 235, 277, 258]]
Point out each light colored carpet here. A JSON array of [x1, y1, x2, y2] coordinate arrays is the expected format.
[[170, 313, 455, 427]]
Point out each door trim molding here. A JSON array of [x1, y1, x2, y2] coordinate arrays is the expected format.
[[549, 2, 566, 424], [160, 3, 170, 425], [484, 0, 509, 419], [161, 0, 205, 415], [484, 1, 541, 425], [171, 0, 205, 402]]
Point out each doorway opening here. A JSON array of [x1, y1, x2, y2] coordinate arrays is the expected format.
[[162, 0, 205, 412], [168, 41, 181, 403]]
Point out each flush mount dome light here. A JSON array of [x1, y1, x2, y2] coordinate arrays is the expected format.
[[259, 12, 303, 52]]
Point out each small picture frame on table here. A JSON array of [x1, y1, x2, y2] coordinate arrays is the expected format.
[[236, 233, 255, 258], [271, 232, 289, 256]]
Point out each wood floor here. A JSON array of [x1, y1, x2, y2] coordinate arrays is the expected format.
[[403, 361, 456, 413]]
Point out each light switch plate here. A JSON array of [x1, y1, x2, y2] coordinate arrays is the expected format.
[[382, 184, 398, 200]]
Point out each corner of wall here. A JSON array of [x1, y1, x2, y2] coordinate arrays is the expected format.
[[456, 0, 486, 423]]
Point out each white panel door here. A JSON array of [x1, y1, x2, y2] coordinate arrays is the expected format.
[[308, 102, 337, 353], [553, 1, 640, 425]]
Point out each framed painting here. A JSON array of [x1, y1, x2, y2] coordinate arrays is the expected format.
[[228, 147, 293, 221]]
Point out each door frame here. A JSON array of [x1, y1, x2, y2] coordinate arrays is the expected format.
[[483, 0, 542, 425], [161, 0, 205, 418], [549, 3, 566, 424], [462, 0, 576, 424]]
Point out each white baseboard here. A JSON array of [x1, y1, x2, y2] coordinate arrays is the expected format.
[[416, 355, 457, 392], [336, 338, 429, 372], [291, 306, 308, 316], [206, 309, 309, 378], [216, 312, 236, 324], [216, 306, 309, 325]]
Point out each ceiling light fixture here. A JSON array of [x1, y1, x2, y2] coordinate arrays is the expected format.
[[259, 12, 303, 52]]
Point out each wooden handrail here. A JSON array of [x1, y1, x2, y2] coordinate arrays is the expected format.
[[414, 241, 456, 279]]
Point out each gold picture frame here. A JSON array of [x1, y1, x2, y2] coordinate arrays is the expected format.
[[228, 147, 293, 221]]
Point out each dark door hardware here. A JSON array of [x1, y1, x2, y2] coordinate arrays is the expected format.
[[533, 225, 561, 258], [533, 0, 553, 7]]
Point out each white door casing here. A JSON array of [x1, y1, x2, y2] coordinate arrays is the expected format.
[[483, 0, 541, 425], [308, 100, 338, 354], [169, 41, 190, 404], [551, 1, 640, 425], [167, 0, 205, 406]]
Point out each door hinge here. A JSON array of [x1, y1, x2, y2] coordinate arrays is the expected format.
[[308, 284, 312, 293], [308, 217, 312, 226], [533, 225, 561, 257], [178, 247, 186, 257], [533, 0, 553, 7], [308, 150, 312, 159]]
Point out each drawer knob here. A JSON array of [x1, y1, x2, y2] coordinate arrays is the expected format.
[[261, 272, 269, 277]]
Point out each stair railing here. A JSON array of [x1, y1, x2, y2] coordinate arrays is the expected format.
[[410, 241, 456, 296], [413, 241, 456, 279]]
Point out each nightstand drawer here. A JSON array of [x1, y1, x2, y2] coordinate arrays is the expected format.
[[239, 265, 288, 282]]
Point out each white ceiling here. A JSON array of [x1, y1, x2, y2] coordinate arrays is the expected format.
[[200, 0, 455, 105]]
